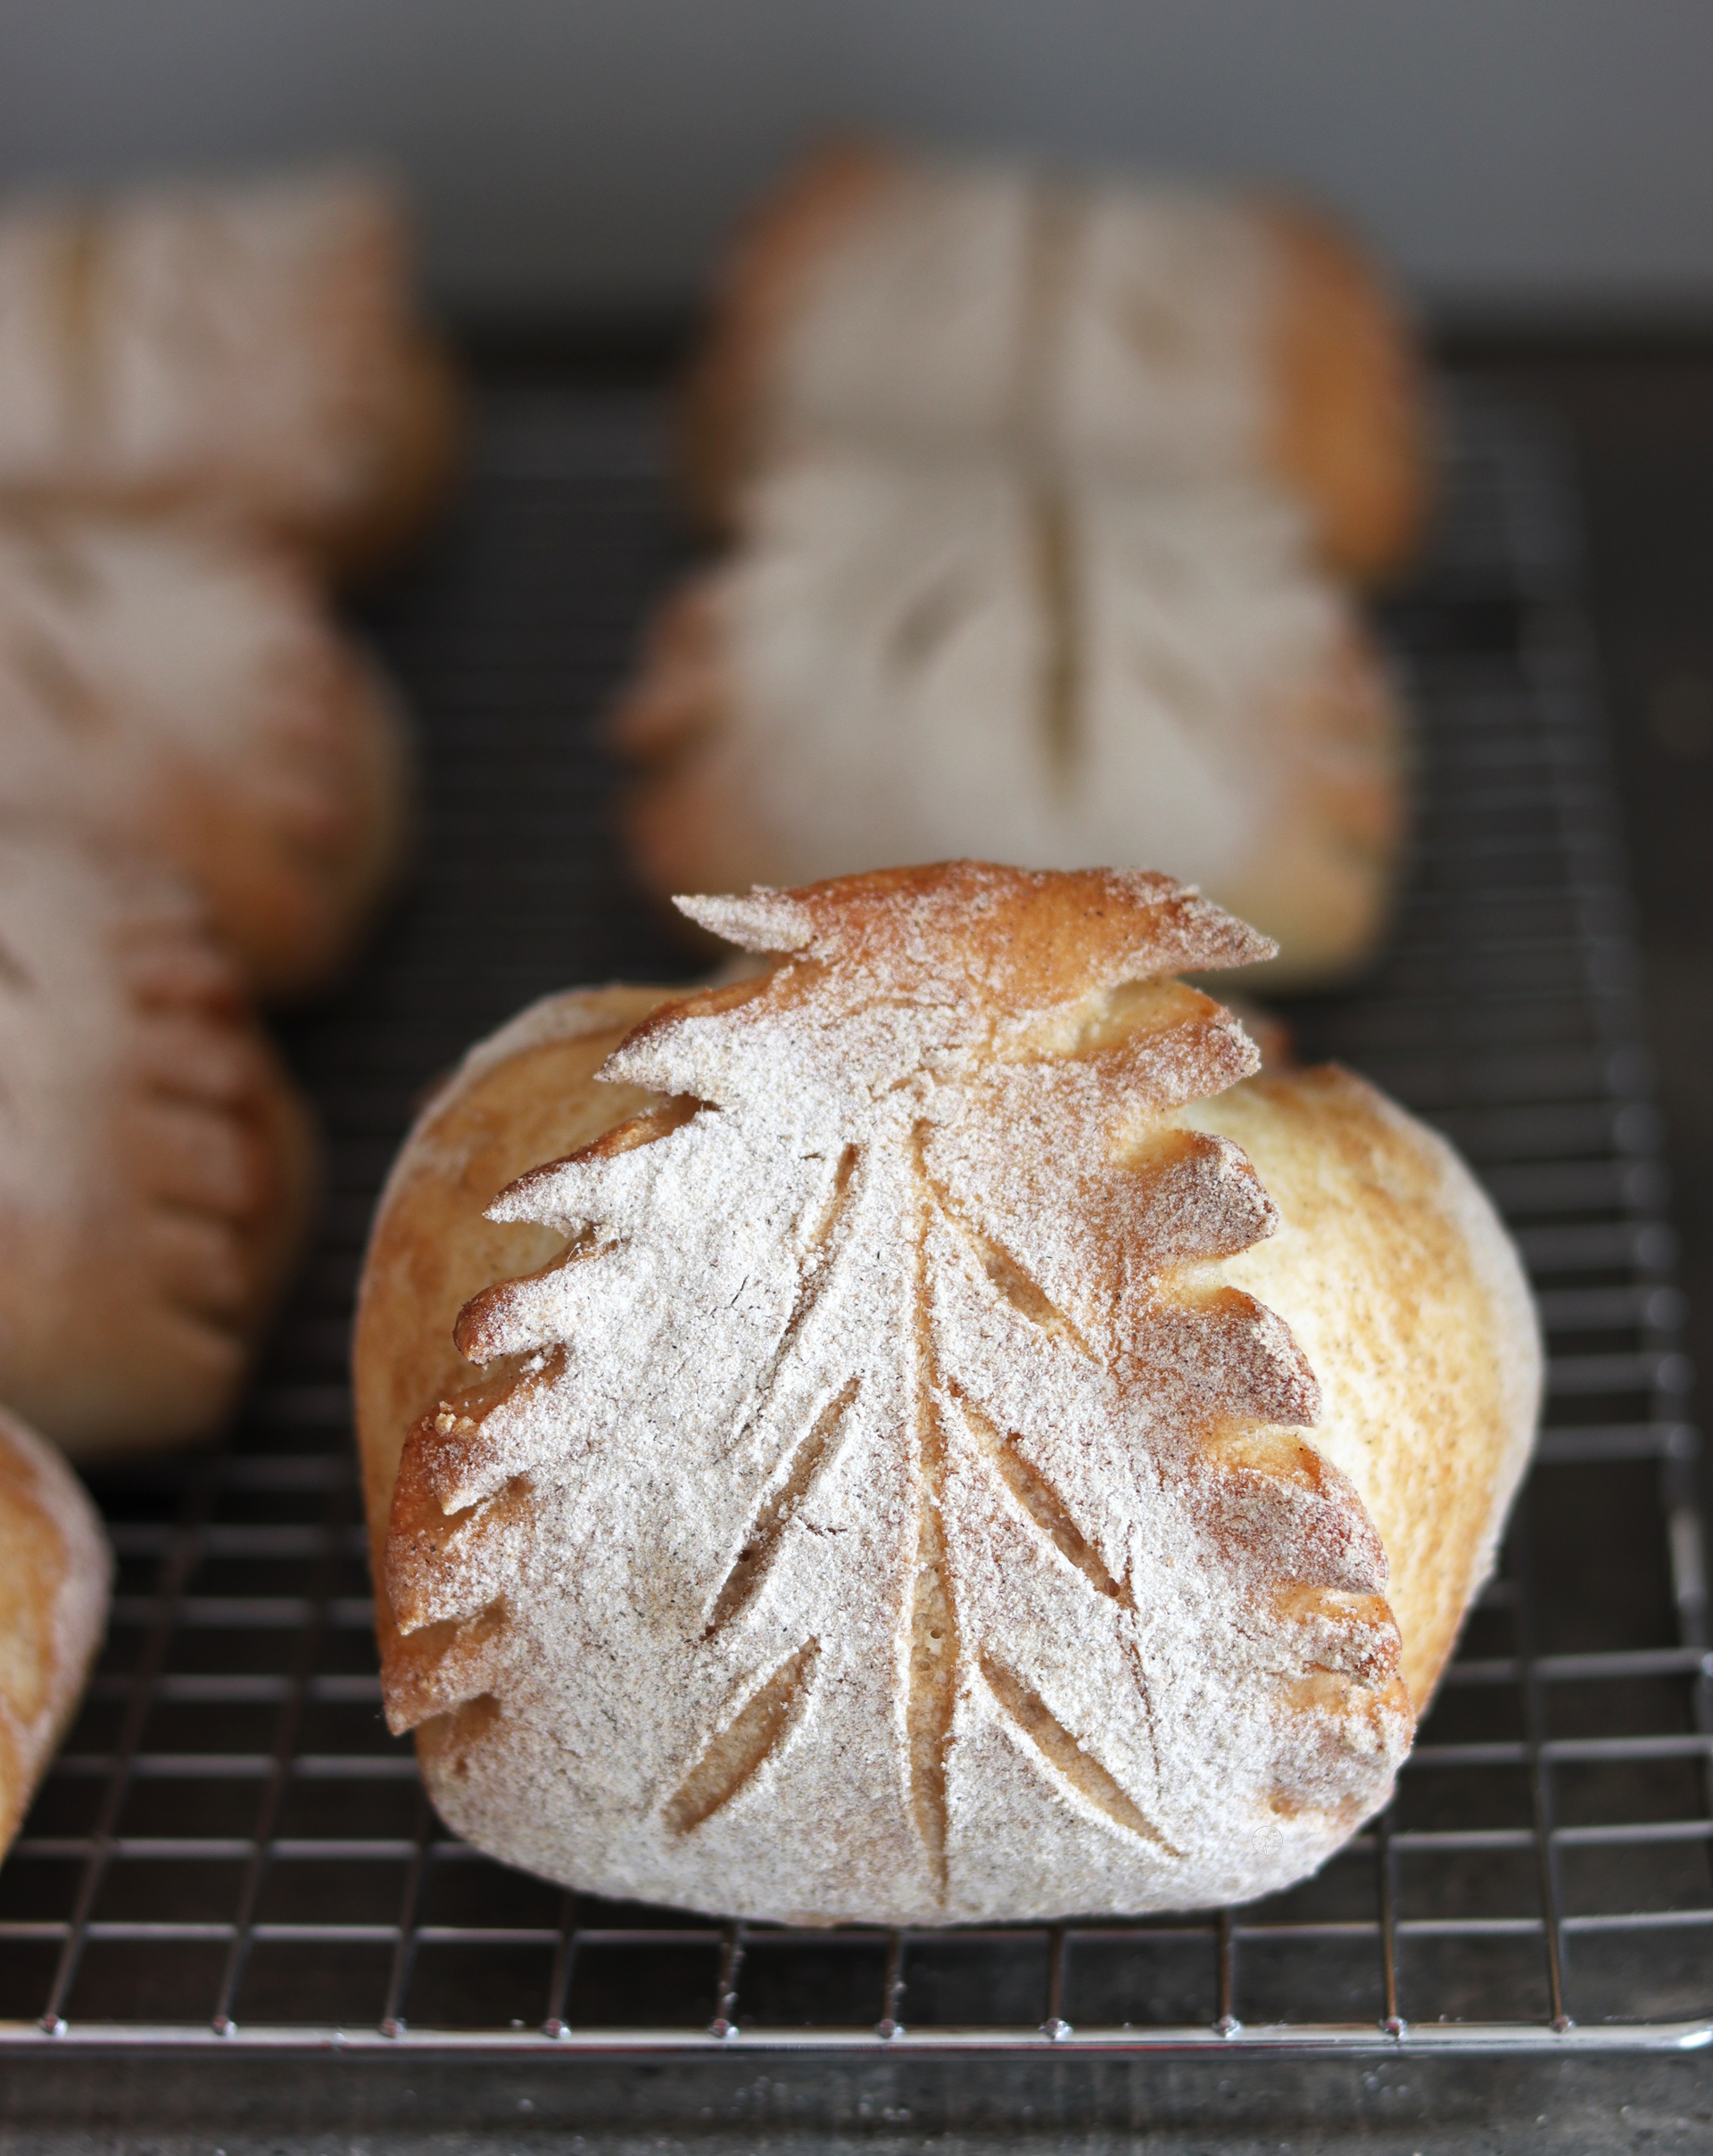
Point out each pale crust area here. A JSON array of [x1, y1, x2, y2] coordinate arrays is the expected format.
[[0, 515, 412, 998], [352, 986, 676, 1658], [1189, 1068, 1541, 1707], [354, 868, 1539, 1924], [0, 1408, 112, 1853], [0, 832, 319, 1458], [0, 171, 460, 578], [678, 144, 1428, 582]]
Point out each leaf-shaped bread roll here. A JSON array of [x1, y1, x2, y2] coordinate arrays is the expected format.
[[355, 865, 1538, 1924], [0, 830, 317, 1458], [683, 146, 1428, 582], [615, 464, 1405, 991], [0, 1408, 111, 1855], [0, 170, 458, 574], [0, 514, 411, 998]]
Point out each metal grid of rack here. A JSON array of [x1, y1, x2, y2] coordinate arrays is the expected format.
[[0, 383, 1707, 2056]]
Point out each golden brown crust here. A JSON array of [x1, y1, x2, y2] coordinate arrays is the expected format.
[[1259, 202, 1433, 584], [0, 1410, 112, 1850], [676, 143, 900, 530], [669, 859, 1276, 1004], [1194, 1065, 1539, 1706], [352, 987, 676, 1657], [0, 1443, 59, 1845]]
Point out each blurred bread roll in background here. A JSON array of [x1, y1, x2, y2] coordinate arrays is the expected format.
[[0, 831, 316, 1459], [0, 1408, 111, 1856], [0, 514, 412, 998], [0, 169, 459, 575], [683, 145, 1430, 582], [615, 460, 1406, 991]]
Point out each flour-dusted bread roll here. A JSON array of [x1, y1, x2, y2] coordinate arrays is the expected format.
[[0, 1409, 111, 1855], [615, 461, 1406, 991], [0, 830, 316, 1458], [0, 169, 459, 574], [354, 864, 1539, 1926], [0, 514, 411, 998], [684, 146, 1429, 582]]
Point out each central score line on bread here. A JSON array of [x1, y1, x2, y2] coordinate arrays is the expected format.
[[353, 863, 1541, 1925], [612, 467, 1407, 994]]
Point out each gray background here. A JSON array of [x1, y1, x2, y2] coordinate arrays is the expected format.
[[3, 0, 1710, 318]]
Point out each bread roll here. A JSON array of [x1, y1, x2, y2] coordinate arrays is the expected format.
[[683, 146, 1429, 582], [354, 864, 1538, 1925], [0, 513, 411, 999], [0, 170, 459, 574], [615, 462, 1405, 991], [0, 830, 317, 1458], [0, 1409, 111, 1855], [0, 517, 410, 995]]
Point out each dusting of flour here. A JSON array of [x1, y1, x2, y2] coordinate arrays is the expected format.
[[383, 865, 1413, 1925]]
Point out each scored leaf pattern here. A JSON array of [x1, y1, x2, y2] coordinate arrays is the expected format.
[[382, 864, 1412, 1924]]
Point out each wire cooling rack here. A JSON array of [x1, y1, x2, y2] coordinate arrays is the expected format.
[[0, 382, 1707, 2061]]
